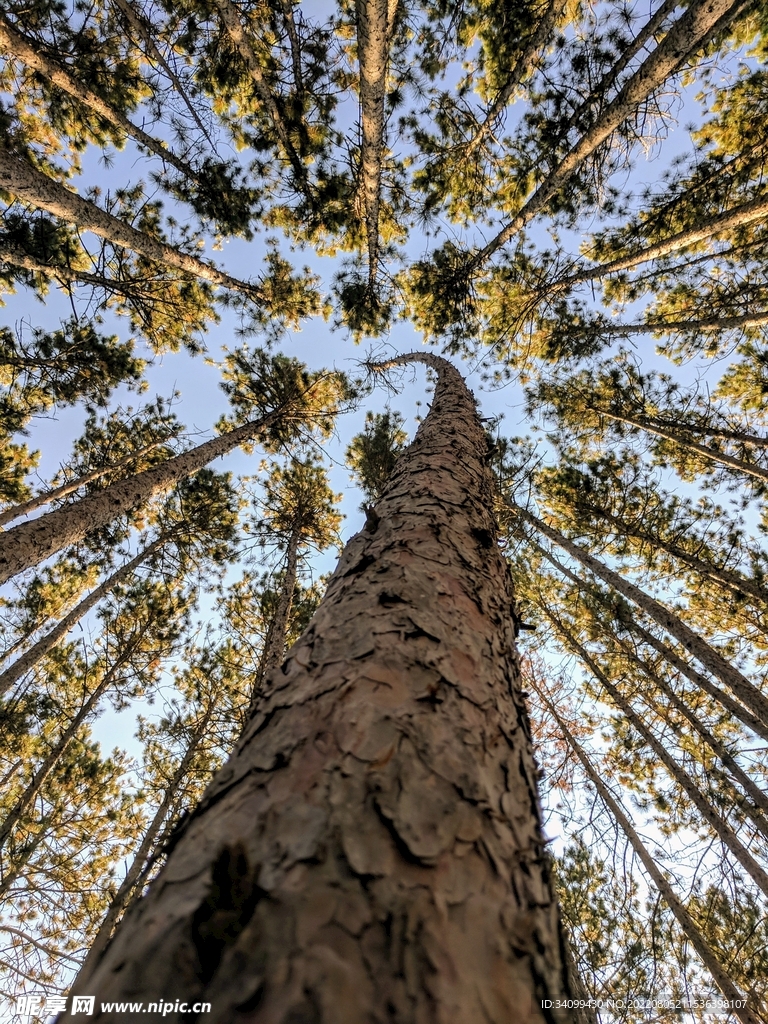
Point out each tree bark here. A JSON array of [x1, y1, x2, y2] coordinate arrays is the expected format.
[[249, 524, 302, 713], [63, 353, 580, 1024], [0, 438, 169, 528], [469, 0, 753, 270], [0, 149, 263, 300], [510, 502, 768, 728], [0, 536, 165, 696], [356, 0, 397, 287], [554, 195, 768, 291], [0, 403, 289, 585], [0, 13, 200, 182], [546, 610, 768, 899], [535, 687, 761, 1024]]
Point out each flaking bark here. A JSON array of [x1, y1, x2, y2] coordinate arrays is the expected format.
[[63, 353, 581, 1024]]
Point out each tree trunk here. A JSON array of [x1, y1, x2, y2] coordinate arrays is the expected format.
[[587, 505, 768, 607], [470, 0, 753, 270], [559, 0, 680, 138], [63, 353, 580, 1024], [615, 636, 768, 835], [0, 437, 169, 528], [0, 403, 287, 585], [535, 686, 761, 1024], [356, 0, 397, 287], [527, 535, 768, 741], [0, 149, 263, 299], [0, 13, 200, 182], [555, 195, 768, 291], [545, 610, 768, 898], [571, 310, 768, 346], [588, 405, 768, 483], [249, 524, 302, 713], [74, 709, 213, 988], [0, 536, 165, 696], [510, 502, 768, 727]]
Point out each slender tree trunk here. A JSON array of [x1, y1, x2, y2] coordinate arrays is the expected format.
[[469, 0, 753, 270], [559, 0, 680, 138], [0, 438, 169, 528], [0, 403, 288, 585], [278, 0, 304, 98], [249, 525, 302, 713], [591, 406, 768, 483], [615, 637, 768, 835], [555, 195, 768, 291], [466, 0, 564, 155], [543, 609, 768, 899], [0, 14, 200, 181], [510, 502, 768, 727], [535, 686, 761, 1024], [213, 0, 311, 199], [0, 652, 134, 851], [589, 506, 768, 606], [0, 149, 263, 299], [0, 536, 165, 696], [527, 536, 768, 741], [74, 710, 212, 988], [63, 353, 581, 1024], [356, 0, 397, 287], [571, 310, 768, 345]]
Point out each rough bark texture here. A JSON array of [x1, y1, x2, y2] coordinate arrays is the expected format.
[[0, 407, 281, 585], [62, 353, 579, 1024], [0, 149, 262, 299], [538, 691, 761, 1024], [513, 503, 768, 727], [471, 0, 753, 269]]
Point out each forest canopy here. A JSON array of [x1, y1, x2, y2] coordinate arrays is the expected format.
[[1, 0, 768, 1019]]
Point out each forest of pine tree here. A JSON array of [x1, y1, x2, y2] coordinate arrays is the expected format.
[[1, 0, 768, 1019]]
